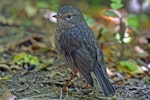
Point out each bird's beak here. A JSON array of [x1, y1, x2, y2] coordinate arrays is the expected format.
[[53, 15, 61, 19]]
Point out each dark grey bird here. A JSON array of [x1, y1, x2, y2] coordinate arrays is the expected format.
[[53, 5, 115, 96]]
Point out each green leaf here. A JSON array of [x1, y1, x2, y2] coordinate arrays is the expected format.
[[83, 14, 95, 26], [127, 14, 139, 29], [119, 61, 137, 71], [104, 10, 119, 17], [119, 60, 143, 73], [146, 79, 150, 84], [13, 52, 40, 66], [111, 3, 124, 10], [111, 0, 122, 3], [36, 1, 49, 8], [115, 32, 132, 43], [101, 27, 109, 34], [0, 75, 12, 80]]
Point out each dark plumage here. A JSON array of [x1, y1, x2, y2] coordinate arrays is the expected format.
[[53, 5, 115, 96]]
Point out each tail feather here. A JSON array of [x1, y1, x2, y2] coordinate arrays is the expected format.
[[93, 65, 115, 96]]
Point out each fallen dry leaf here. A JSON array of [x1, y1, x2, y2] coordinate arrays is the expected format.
[[0, 89, 17, 100]]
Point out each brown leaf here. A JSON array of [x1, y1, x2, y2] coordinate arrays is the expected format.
[[0, 89, 17, 100]]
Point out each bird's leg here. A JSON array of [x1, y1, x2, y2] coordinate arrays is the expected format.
[[76, 82, 91, 89], [63, 71, 78, 93], [82, 83, 90, 89]]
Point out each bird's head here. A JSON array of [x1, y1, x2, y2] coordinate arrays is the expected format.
[[53, 5, 85, 29]]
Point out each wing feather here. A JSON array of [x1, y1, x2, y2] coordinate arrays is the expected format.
[[59, 26, 95, 86]]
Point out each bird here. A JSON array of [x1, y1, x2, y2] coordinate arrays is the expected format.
[[53, 5, 115, 96]]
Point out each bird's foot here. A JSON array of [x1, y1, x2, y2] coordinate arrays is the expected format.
[[63, 86, 72, 95]]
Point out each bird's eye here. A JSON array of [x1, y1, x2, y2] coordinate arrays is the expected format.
[[67, 15, 72, 18]]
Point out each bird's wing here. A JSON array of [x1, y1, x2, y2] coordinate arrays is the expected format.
[[59, 26, 95, 86]]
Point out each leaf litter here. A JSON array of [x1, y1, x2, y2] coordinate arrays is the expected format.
[[0, 0, 150, 100]]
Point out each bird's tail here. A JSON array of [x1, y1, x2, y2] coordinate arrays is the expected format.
[[93, 65, 115, 96]]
